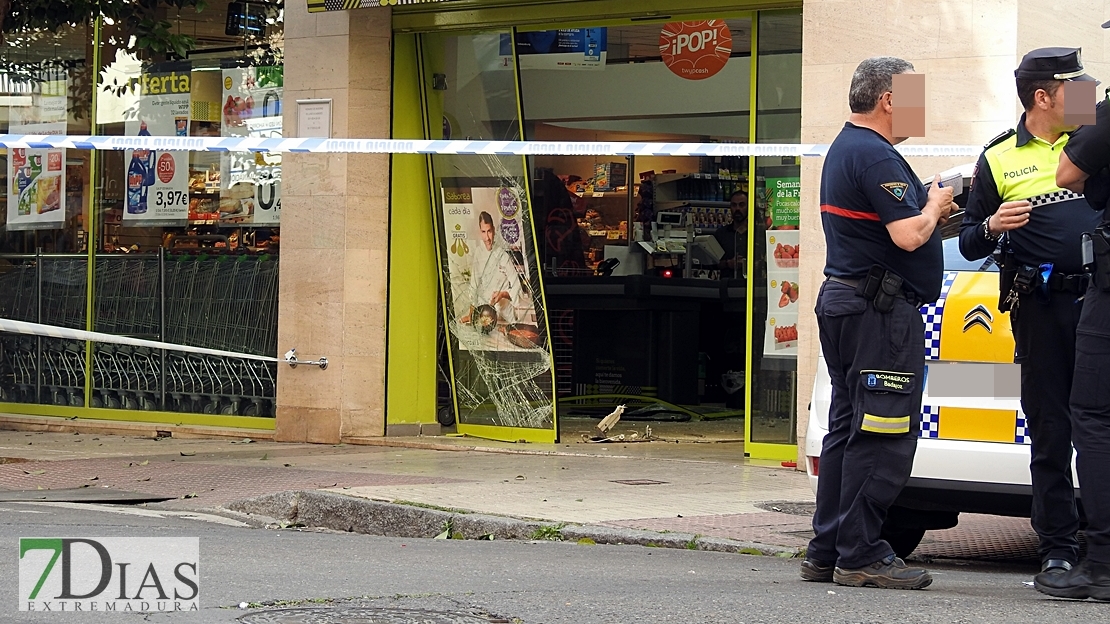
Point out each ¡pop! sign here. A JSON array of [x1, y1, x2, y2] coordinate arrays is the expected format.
[[659, 20, 732, 81]]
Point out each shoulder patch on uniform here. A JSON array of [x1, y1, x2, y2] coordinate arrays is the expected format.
[[983, 128, 1017, 151], [880, 181, 909, 201]]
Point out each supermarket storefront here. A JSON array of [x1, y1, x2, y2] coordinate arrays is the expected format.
[[0, 0, 805, 458], [375, 0, 804, 459]]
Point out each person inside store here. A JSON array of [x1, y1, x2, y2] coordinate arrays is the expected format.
[[801, 56, 954, 590], [460, 211, 523, 325], [957, 47, 1100, 585], [539, 169, 588, 275], [1044, 19, 1110, 600], [714, 190, 750, 279]]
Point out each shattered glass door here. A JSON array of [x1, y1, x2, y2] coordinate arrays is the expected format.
[[422, 31, 558, 443]]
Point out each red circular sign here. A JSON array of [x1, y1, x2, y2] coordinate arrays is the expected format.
[[156, 153, 175, 184], [660, 20, 732, 81]]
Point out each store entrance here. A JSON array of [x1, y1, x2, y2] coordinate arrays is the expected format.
[[410, 11, 801, 454]]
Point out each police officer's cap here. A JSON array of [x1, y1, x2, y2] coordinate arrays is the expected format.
[[1014, 47, 1095, 82]]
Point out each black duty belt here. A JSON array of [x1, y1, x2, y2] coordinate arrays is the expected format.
[[826, 275, 922, 308], [827, 276, 862, 289], [1046, 272, 1088, 295]]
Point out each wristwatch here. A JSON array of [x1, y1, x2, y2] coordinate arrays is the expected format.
[[982, 216, 1001, 242]]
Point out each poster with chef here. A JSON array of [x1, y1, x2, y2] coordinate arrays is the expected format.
[[122, 61, 191, 227], [765, 229, 800, 357], [7, 73, 68, 230], [220, 63, 283, 227], [440, 183, 541, 352]]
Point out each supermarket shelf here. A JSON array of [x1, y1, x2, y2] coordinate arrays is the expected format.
[[656, 200, 731, 209], [655, 173, 746, 185]]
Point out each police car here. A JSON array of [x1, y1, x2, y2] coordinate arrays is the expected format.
[[805, 163, 1062, 557]]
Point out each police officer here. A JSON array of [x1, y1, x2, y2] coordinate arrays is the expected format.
[[1042, 27, 1110, 600], [958, 47, 1101, 580], [800, 57, 954, 590]]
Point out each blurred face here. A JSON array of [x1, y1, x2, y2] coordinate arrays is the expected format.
[[730, 194, 748, 225], [480, 220, 495, 251], [1044, 83, 1078, 133]]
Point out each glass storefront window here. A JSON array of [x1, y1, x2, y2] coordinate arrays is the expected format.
[[1, 8, 283, 420], [749, 9, 801, 446], [520, 19, 753, 279]]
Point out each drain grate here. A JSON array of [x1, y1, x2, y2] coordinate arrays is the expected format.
[[610, 479, 668, 486], [240, 607, 508, 623]]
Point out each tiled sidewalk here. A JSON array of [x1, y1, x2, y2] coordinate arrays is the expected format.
[[0, 430, 1044, 563]]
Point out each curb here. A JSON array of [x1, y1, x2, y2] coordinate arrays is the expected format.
[[225, 490, 802, 558]]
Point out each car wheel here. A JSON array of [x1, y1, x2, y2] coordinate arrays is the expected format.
[[881, 524, 927, 559]]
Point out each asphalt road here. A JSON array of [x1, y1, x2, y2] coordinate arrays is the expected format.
[[0, 502, 1102, 623]]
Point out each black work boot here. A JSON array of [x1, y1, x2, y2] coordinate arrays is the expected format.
[[799, 557, 834, 582], [1035, 559, 1110, 601], [833, 554, 932, 590]]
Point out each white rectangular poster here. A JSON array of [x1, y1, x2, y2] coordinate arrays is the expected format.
[[765, 229, 800, 357], [220, 64, 283, 226], [123, 62, 191, 227], [441, 185, 539, 352], [7, 75, 67, 231]]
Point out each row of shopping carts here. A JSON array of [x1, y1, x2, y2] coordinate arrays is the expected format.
[[0, 253, 279, 417]]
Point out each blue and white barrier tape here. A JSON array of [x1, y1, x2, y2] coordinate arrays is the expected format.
[[0, 134, 983, 157], [0, 318, 278, 363]]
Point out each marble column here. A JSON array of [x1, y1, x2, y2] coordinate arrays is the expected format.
[[274, 1, 393, 442]]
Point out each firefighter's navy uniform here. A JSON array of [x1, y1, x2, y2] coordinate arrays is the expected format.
[[958, 47, 1102, 572], [808, 121, 942, 571]]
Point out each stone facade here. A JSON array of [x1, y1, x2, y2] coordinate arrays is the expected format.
[[275, 0, 393, 442]]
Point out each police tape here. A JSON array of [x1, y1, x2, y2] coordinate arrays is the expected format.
[[0, 134, 984, 158], [0, 318, 279, 363]]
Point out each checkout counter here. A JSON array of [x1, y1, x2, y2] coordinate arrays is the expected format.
[[545, 210, 749, 407]]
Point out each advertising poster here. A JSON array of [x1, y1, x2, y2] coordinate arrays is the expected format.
[[765, 229, 800, 358], [516, 28, 607, 71], [766, 176, 801, 228], [441, 185, 539, 352], [220, 64, 283, 226], [7, 74, 67, 231], [123, 62, 191, 227]]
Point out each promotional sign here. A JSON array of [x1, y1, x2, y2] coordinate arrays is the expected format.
[[123, 62, 191, 227], [7, 74, 67, 231], [221, 64, 283, 226], [765, 229, 800, 358], [441, 185, 539, 352], [19, 537, 199, 612], [766, 176, 801, 228], [659, 20, 732, 81], [516, 28, 607, 71]]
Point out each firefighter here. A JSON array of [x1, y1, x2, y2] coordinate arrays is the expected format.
[[802, 56, 954, 590]]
